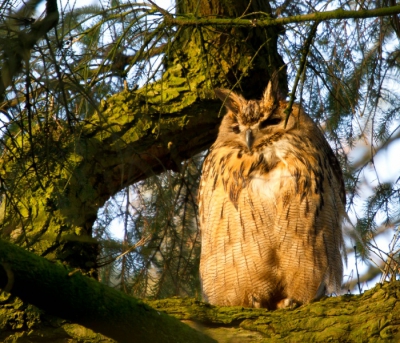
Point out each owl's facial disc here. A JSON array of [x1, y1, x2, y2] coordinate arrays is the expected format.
[[241, 112, 284, 152]]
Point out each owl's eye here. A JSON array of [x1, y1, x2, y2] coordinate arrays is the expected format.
[[259, 116, 282, 129], [232, 125, 240, 134]]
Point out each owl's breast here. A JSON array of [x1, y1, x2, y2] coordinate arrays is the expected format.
[[199, 148, 289, 250], [249, 165, 292, 203], [199, 150, 283, 306]]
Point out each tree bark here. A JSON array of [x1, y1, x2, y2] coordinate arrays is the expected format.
[[0, 238, 215, 343], [147, 281, 400, 342], [1, 236, 399, 342]]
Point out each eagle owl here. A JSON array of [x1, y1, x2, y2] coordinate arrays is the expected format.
[[198, 82, 345, 309]]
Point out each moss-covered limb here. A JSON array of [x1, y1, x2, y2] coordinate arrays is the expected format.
[[164, 4, 400, 27], [82, 94, 222, 199], [3, 232, 398, 343], [0, 238, 216, 343], [1, 242, 398, 343], [0, 78, 222, 272], [70, 0, 288, 212], [0, 295, 115, 343], [147, 282, 400, 342]]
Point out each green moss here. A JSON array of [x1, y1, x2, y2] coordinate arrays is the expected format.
[[146, 282, 400, 343], [0, 294, 115, 342], [63, 323, 115, 341]]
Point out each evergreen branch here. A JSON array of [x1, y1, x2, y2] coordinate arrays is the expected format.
[[164, 5, 400, 27], [147, 0, 173, 19]]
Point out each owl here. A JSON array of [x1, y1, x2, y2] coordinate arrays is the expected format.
[[198, 82, 345, 309]]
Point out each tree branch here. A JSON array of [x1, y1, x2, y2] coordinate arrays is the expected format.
[[1, 234, 399, 342], [163, 4, 400, 27], [0, 238, 215, 343], [146, 283, 400, 342]]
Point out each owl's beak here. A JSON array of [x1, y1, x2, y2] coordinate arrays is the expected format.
[[245, 129, 254, 150]]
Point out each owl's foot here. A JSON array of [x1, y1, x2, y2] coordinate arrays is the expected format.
[[276, 298, 299, 309]]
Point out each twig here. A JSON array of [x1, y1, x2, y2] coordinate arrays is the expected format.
[[354, 245, 363, 294], [147, 0, 172, 19], [284, 21, 319, 128], [115, 234, 152, 261]]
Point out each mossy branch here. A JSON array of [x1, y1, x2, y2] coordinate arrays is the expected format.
[[146, 283, 400, 342], [0, 238, 216, 343], [163, 4, 400, 27], [1, 236, 399, 343]]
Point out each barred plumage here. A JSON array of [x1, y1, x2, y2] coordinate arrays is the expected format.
[[198, 83, 345, 309]]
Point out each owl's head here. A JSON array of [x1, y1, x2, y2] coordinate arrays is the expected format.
[[215, 82, 314, 153]]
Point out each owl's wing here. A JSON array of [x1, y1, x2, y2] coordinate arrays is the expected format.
[[264, 156, 345, 302]]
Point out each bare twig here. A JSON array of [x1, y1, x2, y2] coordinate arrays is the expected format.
[[354, 245, 363, 294]]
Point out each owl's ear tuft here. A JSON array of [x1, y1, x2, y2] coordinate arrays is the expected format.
[[261, 82, 278, 110], [215, 88, 243, 115], [261, 78, 284, 111]]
